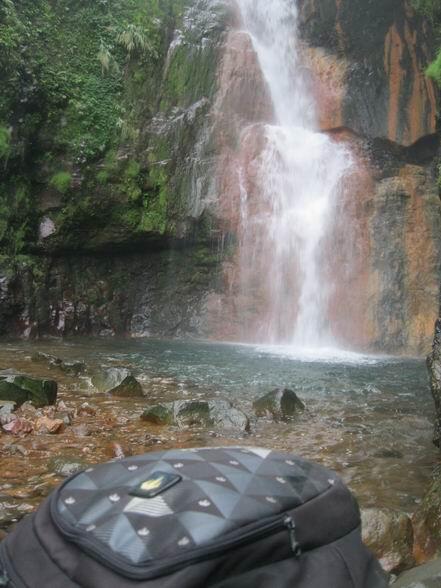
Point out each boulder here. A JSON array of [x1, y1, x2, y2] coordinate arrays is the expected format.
[[142, 399, 250, 432], [91, 367, 143, 397], [0, 401, 17, 425], [31, 352, 87, 376], [142, 404, 174, 426], [0, 372, 57, 408], [361, 507, 415, 574], [253, 388, 305, 420], [49, 457, 87, 478], [413, 471, 441, 560], [34, 416, 65, 434], [393, 558, 441, 587], [0, 381, 29, 406]]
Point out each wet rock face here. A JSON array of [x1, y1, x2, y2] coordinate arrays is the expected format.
[[0, 247, 221, 339], [299, 0, 437, 146], [427, 320, 441, 448], [361, 507, 415, 574], [413, 469, 441, 560]]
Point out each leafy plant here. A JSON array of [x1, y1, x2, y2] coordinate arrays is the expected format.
[[117, 24, 153, 56], [50, 171, 72, 193], [427, 51, 441, 84]]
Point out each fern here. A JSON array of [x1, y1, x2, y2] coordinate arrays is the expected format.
[[117, 24, 153, 56]]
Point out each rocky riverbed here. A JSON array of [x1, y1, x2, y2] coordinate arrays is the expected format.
[[0, 338, 440, 583]]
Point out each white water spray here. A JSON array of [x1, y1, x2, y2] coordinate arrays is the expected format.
[[236, 0, 352, 348]]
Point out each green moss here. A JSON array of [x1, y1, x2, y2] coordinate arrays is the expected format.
[[427, 50, 441, 85], [50, 171, 72, 194], [0, 126, 10, 158]]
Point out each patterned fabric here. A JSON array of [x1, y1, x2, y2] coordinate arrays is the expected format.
[[54, 447, 333, 567]]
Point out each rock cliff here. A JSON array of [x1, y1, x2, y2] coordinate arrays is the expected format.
[[0, 0, 440, 355]]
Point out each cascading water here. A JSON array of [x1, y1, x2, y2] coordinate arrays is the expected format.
[[235, 0, 353, 348]]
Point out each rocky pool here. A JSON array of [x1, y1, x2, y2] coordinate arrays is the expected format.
[[0, 338, 439, 532]]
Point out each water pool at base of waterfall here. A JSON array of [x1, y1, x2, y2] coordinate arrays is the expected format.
[[0, 338, 437, 518]]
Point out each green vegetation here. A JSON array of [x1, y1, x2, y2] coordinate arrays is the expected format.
[[413, 0, 441, 84], [50, 172, 72, 194], [0, 126, 10, 159], [0, 0, 223, 262], [0, 0, 186, 256]]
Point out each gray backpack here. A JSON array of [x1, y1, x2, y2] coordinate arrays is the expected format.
[[0, 447, 388, 587]]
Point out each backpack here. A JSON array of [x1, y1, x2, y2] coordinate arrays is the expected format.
[[0, 446, 388, 587]]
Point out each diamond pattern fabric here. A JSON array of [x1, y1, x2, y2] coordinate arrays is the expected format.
[[55, 447, 333, 567]]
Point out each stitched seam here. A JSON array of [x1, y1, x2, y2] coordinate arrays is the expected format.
[[32, 514, 82, 587], [333, 543, 357, 588]]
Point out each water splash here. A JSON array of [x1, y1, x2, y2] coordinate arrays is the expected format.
[[236, 0, 353, 347]]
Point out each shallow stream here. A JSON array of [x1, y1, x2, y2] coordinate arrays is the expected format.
[[0, 338, 438, 529]]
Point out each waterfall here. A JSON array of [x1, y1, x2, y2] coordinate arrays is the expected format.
[[235, 0, 353, 348]]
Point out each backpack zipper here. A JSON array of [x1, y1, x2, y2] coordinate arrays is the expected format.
[[52, 507, 302, 581], [284, 515, 302, 556]]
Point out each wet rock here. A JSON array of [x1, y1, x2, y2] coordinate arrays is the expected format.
[[0, 371, 57, 408], [392, 559, 441, 588], [77, 402, 97, 416], [413, 470, 441, 560], [49, 457, 87, 478], [361, 507, 415, 574], [2, 418, 34, 436], [105, 442, 132, 460], [34, 416, 65, 434], [0, 381, 28, 407], [31, 353, 87, 376], [393, 558, 441, 587], [0, 401, 17, 425], [142, 404, 174, 425], [91, 367, 143, 397], [141, 399, 250, 432], [427, 319, 441, 448], [60, 361, 87, 376], [0, 501, 34, 530], [31, 352, 63, 369], [253, 388, 305, 420], [72, 424, 91, 437]]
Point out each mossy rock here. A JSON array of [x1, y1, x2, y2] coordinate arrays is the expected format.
[[0, 372, 57, 408], [49, 457, 87, 478], [0, 381, 28, 406], [141, 404, 174, 425], [91, 367, 143, 397], [109, 375, 143, 398], [254, 388, 305, 421], [141, 399, 250, 432]]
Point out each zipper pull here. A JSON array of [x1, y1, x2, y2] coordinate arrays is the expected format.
[[284, 516, 301, 556]]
